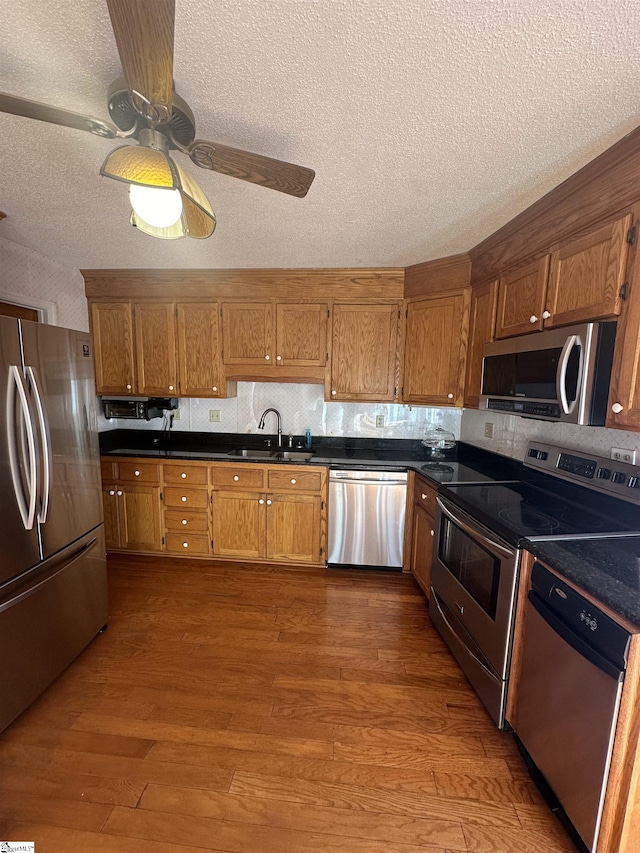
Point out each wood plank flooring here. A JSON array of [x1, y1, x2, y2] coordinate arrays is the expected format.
[[0, 555, 577, 852]]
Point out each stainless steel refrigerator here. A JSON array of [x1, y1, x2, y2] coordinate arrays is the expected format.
[[0, 316, 108, 733]]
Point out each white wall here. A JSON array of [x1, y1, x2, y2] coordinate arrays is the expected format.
[[461, 408, 640, 460], [0, 236, 88, 331], [99, 381, 463, 440]]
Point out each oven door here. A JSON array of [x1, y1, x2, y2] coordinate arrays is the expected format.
[[429, 496, 520, 726]]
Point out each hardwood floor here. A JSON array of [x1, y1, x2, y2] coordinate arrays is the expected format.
[[0, 555, 576, 852]]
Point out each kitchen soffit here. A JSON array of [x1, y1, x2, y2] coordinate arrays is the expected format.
[[0, 0, 639, 271]]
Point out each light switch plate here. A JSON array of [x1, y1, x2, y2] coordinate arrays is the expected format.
[[484, 422, 494, 438]]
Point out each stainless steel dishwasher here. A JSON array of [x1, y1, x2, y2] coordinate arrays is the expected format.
[[512, 562, 630, 853], [327, 469, 408, 569]]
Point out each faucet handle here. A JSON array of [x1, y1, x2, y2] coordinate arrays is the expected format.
[[288, 434, 293, 447]]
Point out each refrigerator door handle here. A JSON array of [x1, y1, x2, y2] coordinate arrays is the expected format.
[[6, 365, 38, 530], [25, 365, 52, 523]]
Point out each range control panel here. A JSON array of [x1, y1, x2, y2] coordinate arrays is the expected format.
[[525, 442, 640, 505]]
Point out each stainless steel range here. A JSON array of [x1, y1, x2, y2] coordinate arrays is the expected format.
[[429, 442, 640, 729]]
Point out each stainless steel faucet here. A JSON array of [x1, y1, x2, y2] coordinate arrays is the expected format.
[[258, 408, 283, 447]]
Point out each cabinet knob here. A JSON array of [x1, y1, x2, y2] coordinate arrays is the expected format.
[[266, 499, 272, 505], [126, 383, 132, 390], [182, 519, 188, 525], [109, 489, 115, 496], [421, 493, 428, 500], [612, 403, 624, 413], [291, 478, 296, 484], [259, 499, 265, 505], [212, 386, 218, 391], [134, 470, 140, 476], [169, 385, 174, 391], [276, 355, 282, 361], [530, 315, 538, 323], [447, 393, 454, 399], [183, 542, 189, 548], [181, 496, 187, 502], [233, 475, 239, 481], [265, 355, 270, 361], [542, 310, 551, 319], [430, 529, 434, 537], [331, 390, 337, 396], [181, 472, 187, 478], [117, 490, 123, 496]]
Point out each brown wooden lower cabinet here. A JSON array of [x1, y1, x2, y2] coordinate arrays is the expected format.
[[410, 475, 438, 597], [211, 491, 266, 560], [266, 492, 323, 563], [102, 483, 163, 552]]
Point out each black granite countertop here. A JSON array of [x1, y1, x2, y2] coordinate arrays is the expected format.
[[525, 538, 640, 630]]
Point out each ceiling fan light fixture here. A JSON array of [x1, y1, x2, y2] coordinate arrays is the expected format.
[[100, 140, 216, 240]]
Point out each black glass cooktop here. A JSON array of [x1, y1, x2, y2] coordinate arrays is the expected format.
[[419, 461, 517, 485], [442, 482, 640, 545]]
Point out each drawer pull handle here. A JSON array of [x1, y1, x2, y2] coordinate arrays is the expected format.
[[259, 499, 265, 505], [430, 529, 434, 536], [169, 385, 174, 391], [266, 499, 272, 505], [612, 403, 624, 413], [265, 354, 270, 361], [181, 472, 187, 478], [331, 390, 337, 396], [109, 490, 115, 496], [276, 355, 282, 361], [181, 496, 187, 502], [134, 470, 140, 476], [183, 542, 189, 548], [530, 315, 538, 323], [233, 475, 239, 481], [447, 393, 454, 399], [212, 386, 218, 391], [117, 490, 123, 496], [182, 519, 187, 525], [291, 478, 296, 484], [126, 383, 132, 390], [421, 493, 428, 500], [542, 310, 551, 319]]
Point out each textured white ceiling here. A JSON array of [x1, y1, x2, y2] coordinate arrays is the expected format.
[[0, 0, 639, 270]]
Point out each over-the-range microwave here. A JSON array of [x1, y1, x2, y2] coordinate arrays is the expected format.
[[479, 321, 616, 425]]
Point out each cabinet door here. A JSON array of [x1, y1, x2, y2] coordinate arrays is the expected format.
[[266, 493, 322, 564], [177, 302, 224, 397], [464, 280, 498, 408], [119, 485, 163, 552], [211, 491, 266, 559], [134, 302, 178, 396], [329, 303, 399, 401], [411, 505, 435, 598], [222, 302, 274, 365], [91, 302, 136, 394], [102, 487, 121, 549], [402, 292, 469, 406], [495, 256, 550, 338], [546, 215, 632, 328], [276, 302, 328, 367]]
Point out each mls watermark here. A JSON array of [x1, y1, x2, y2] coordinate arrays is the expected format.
[[0, 844, 34, 852]]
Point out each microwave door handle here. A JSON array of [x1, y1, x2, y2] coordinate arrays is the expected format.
[[436, 496, 514, 559], [6, 365, 38, 530], [556, 334, 582, 415]]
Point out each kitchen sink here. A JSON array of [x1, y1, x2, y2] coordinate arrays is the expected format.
[[274, 451, 315, 461], [227, 448, 275, 458]]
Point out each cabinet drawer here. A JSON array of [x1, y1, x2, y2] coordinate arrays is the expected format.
[[163, 463, 208, 486], [414, 478, 437, 516], [210, 465, 266, 489], [101, 459, 116, 482], [267, 468, 323, 493], [117, 461, 161, 484], [164, 487, 209, 510], [164, 509, 209, 532], [165, 532, 211, 555]]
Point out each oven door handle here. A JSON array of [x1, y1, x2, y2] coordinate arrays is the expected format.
[[436, 496, 514, 559], [430, 587, 500, 682]]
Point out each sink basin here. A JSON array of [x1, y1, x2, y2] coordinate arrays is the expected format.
[[274, 451, 315, 461], [227, 448, 275, 458]]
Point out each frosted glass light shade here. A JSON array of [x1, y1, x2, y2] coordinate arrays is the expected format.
[[101, 144, 216, 240], [129, 185, 183, 228]]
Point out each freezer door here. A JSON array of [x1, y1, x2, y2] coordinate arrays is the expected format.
[[20, 321, 103, 557], [0, 316, 41, 582]]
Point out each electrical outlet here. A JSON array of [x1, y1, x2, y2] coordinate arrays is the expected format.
[[375, 414, 385, 428], [611, 447, 637, 464], [209, 409, 221, 423], [484, 422, 494, 439], [173, 408, 181, 421]]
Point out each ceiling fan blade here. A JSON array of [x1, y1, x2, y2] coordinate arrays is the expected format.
[[106, 0, 175, 122], [187, 140, 315, 198], [0, 91, 120, 138]]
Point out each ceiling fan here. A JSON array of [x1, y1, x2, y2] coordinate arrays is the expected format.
[[0, 0, 315, 239]]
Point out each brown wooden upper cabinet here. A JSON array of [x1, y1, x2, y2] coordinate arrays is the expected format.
[[91, 301, 136, 395], [495, 215, 632, 339], [134, 302, 178, 397], [401, 291, 470, 406], [222, 301, 328, 370], [464, 280, 498, 408], [327, 302, 400, 401], [176, 302, 226, 397]]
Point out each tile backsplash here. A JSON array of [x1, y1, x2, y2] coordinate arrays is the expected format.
[[98, 382, 462, 440], [461, 408, 640, 461]]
